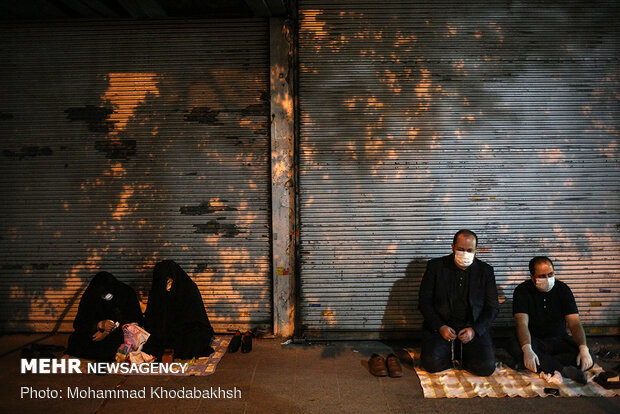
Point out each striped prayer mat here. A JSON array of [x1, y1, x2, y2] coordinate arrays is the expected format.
[[413, 360, 620, 398], [74, 335, 231, 376]]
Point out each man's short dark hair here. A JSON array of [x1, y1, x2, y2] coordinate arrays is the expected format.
[[529, 256, 554, 276], [452, 229, 478, 247]]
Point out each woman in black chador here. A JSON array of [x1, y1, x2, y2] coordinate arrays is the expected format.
[[142, 260, 215, 360], [66, 271, 142, 361]]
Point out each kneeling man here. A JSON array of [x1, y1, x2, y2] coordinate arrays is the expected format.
[[419, 230, 499, 376], [509, 256, 595, 384]]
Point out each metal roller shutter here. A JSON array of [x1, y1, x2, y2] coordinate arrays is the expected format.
[[298, 0, 620, 338], [0, 19, 272, 333]]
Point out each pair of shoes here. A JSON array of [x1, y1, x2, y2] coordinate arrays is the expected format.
[[368, 353, 403, 377], [561, 366, 587, 385], [228, 330, 253, 353]]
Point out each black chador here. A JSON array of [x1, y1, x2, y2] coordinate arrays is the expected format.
[[66, 271, 143, 361], [142, 260, 215, 360]]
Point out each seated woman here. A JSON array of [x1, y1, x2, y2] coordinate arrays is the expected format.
[[66, 271, 142, 361], [142, 260, 215, 360]]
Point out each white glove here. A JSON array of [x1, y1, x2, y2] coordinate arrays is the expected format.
[[576, 345, 593, 371], [522, 344, 540, 373]]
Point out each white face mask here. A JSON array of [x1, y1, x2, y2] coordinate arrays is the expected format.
[[454, 251, 475, 268], [535, 276, 555, 293]]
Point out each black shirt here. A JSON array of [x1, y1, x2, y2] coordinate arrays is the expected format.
[[447, 261, 472, 330], [512, 279, 579, 338]]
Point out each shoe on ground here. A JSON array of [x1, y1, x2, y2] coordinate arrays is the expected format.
[[561, 366, 587, 385], [369, 353, 388, 377], [228, 330, 242, 353], [386, 354, 403, 377], [241, 331, 253, 353]]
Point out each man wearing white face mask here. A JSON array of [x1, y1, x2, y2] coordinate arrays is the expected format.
[[509, 256, 595, 384], [419, 230, 499, 376]]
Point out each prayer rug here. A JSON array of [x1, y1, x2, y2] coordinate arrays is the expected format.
[[406, 349, 620, 398], [74, 335, 230, 376]]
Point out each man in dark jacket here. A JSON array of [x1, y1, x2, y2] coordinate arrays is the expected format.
[[418, 229, 499, 376]]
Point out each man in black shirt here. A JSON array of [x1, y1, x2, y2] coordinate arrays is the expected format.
[[418, 230, 499, 376], [509, 256, 595, 384]]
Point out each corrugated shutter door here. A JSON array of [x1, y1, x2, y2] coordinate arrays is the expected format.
[[298, 0, 620, 338], [0, 19, 272, 332]]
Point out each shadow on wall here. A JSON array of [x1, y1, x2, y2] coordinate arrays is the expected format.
[[380, 258, 428, 341], [380, 256, 510, 342]]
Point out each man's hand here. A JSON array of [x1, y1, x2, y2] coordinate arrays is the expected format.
[[576, 345, 593, 371], [457, 327, 475, 344], [92, 330, 108, 342], [439, 325, 457, 341], [522, 343, 539, 372]]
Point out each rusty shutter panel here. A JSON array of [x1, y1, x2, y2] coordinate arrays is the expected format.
[[0, 19, 272, 333], [297, 0, 620, 338]]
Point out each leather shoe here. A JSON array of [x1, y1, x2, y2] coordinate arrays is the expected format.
[[241, 331, 253, 353], [369, 353, 388, 377], [228, 330, 242, 353], [386, 354, 403, 377]]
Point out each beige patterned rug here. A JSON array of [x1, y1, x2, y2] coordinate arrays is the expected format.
[[407, 349, 619, 398]]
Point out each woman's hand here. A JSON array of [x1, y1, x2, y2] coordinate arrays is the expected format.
[[92, 330, 108, 342]]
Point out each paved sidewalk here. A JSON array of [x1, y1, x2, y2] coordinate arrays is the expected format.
[[1, 334, 619, 414]]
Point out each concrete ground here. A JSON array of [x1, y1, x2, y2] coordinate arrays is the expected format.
[[1, 334, 619, 414]]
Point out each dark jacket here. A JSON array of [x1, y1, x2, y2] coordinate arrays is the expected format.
[[418, 254, 499, 336]]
